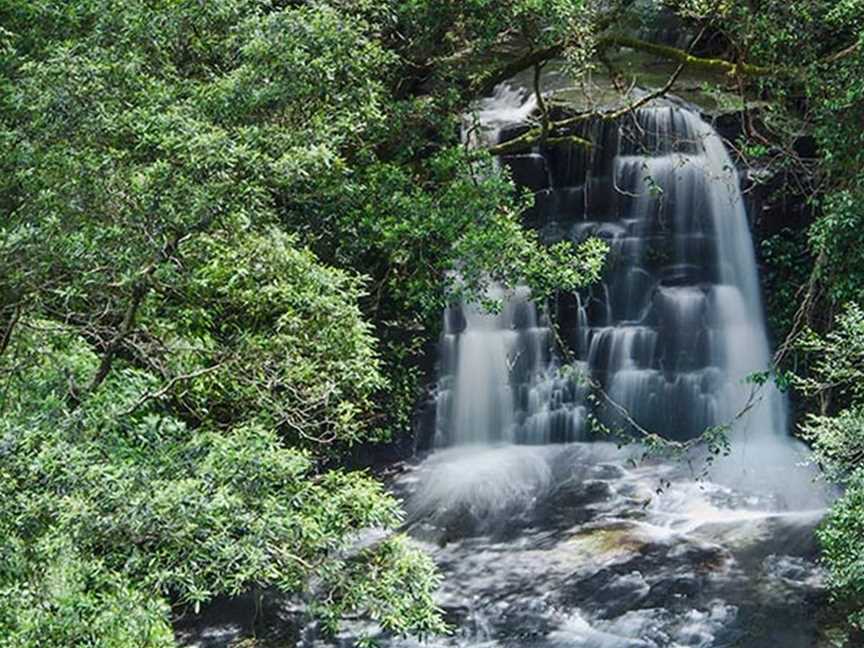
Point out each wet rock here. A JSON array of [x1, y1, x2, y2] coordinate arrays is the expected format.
[[493, 597, 559, 641], [593, 570, 652, 618], [501, 153, 550, 191], [644, 574, 701, 605], [590, 463, 627, 480], [565, 522, 652, 563]]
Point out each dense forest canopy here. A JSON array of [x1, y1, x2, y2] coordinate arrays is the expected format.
[[0, 0, 863, 645]]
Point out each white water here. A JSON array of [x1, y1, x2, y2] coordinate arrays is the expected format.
[[178, 83, 834, 648], [437, 85, 809, 499], [390, 85, 833, 648]]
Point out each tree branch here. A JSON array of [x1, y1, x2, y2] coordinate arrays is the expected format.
[[473, 44, 563, 97], [487, 62, 684, 156], [87, 281, 149, 393], [598, 34, 776, 77], [475, 28, 779, 105], [0, 304, 21, 358], [122, 362, 225, 415], [534, 62, 550, 144], [822, 40, 860, 64], [84, 211, 219, 396]]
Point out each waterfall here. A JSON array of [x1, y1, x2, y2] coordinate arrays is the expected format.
[[318, 86, 830, 648], [436, 88, 788, 452], [436, 285, 587, 446], [282, 86, 831, 648]]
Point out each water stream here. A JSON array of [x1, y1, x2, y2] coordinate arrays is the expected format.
[[179, 84, 834, 648], [379, 86, 832, 647]]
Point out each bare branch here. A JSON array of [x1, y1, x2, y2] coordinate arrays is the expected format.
[[122, 362, 225, 416], [822, 41, 860, 64], [0, 304, 21, 358], [598, 34, 776, 77], [487, 63, 683, 156], [87, 281, 149, 394]]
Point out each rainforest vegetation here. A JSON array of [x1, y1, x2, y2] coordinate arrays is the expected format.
[[0, 0, 863, 646]]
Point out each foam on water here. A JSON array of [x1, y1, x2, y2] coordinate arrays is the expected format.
[[407, 445, 554, 522], [437, 86, 820, 501], [402, 85, 834, 647]]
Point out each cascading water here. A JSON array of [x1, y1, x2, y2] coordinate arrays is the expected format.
[[437, 90, 788, 456], [382, 84, 832, 648], [436, 84, 590, 447]]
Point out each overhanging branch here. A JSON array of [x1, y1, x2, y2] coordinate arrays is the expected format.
[[598, 34, 775, 77], [473, 44, 563, 97], [475, 30, 778, 103], [487, 62, 684, 156]]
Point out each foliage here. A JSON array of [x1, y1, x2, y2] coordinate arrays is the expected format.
[[0, 0, 607, 427], [761, 227, 813, 339], [689, 1, 864, 307], [0, 535, 175, 648], [169, 228, 388, 447], [818, 470, 864, 632], [795, 304, 864, 630], [811, 189, 864, 305], [312, 535, 446, 640], [797, 303, 864, 405], [0, 324, 444, 643], [0, 0, 611, 645]]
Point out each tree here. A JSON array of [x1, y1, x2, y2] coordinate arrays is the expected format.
[[793, 304, 864, 634], [0, 0, 608, 644], [11, 0, 862, 642]]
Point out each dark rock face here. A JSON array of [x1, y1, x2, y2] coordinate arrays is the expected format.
[[501, 153, 551, 192]]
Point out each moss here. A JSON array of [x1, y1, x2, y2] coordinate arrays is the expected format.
[[567, 523, 648, 557], [600, 35, 776, 78]]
